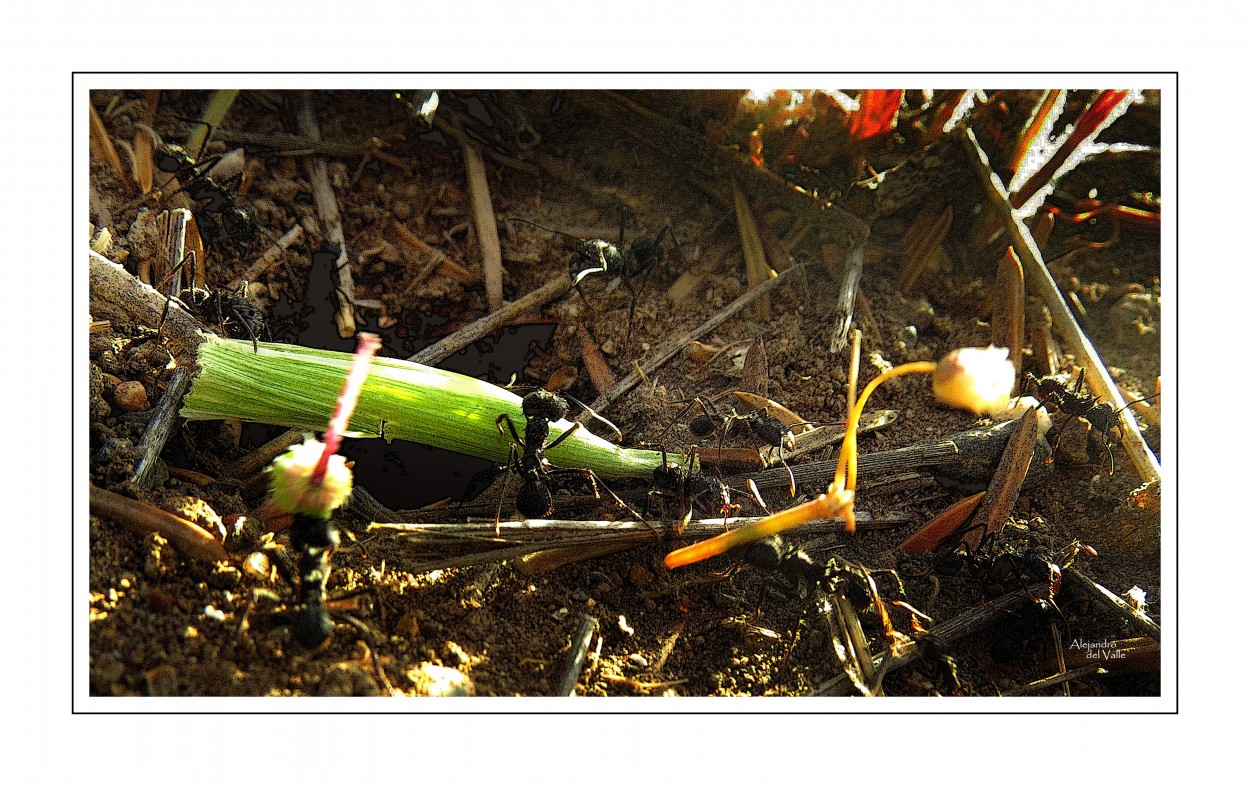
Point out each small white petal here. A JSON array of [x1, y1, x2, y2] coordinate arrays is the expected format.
[[932, 346, 1016, 415]]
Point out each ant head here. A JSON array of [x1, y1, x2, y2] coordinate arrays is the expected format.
[[570, 239, 620, 284], [933, 545, 968, 576], [628, 225, 672, 265], [522, 390, 569, 422], [155, 144, 195, 174], [688, 413, 720, 438]]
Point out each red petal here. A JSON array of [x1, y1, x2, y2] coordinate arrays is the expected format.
[[848, 89, 903, 140]]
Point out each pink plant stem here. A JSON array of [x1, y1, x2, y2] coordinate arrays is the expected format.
[[312, 333, 382, 486]]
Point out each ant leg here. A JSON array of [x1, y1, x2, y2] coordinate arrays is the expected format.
[[228, 299, 261, 353], [496, 413, 524, 444], [622, 276, 640, 358], [155, 249, 196, 343], [592, 472, 658, 535], [493, 442, 521, 537], [767, 442, 798, 498], [729, 480, 770, 515]]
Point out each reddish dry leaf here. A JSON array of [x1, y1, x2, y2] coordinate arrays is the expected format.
[[897, 492, 985, 554], [1011, 90, 1131, 208], [847, 90, 903, 140]]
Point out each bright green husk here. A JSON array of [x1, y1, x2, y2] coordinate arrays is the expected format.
[[181, 335, 664, 479]]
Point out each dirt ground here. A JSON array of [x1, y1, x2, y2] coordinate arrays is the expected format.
[[86, 89, 1162, 698]]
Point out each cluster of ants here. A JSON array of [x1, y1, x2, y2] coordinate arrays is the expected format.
[[125, 131, 1139, 675]]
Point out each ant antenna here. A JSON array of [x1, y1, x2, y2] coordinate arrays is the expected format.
[[508, 216, 586, 244], [560, 392, 623, 443]]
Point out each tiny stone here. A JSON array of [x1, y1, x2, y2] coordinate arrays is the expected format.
[[394, 611, 420, 638], [317, 663, 381, 697], [444, 640, 471, 666], [91, 654, 126, 694], [112, 381, 149, 412], [209, 564, 242, 590], [407, 663, 475, 697], [628, 653, 649, 668], [146, 586, 174, 613], [144, 665, 178, 697], [241, 551, 271, 580], [628, 563, 654, 588]]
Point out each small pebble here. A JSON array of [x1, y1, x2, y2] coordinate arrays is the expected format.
[[112, 381, 149, 411], [628, 653, 649, 668], [407, 664, 475, 697], [146, 586, 175, 614], [144, 665, 179, 697], [628, 563, 654, 588], [394, 611, 420, 638], [241, 551, 271, 580], [444, 640, 471, 667], [317, 663, 381, 697]]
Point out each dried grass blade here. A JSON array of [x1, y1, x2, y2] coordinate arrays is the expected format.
[[1010, 90, 1131, 209], [577, 323, 617, 398], [730, 180, 777, 319], [89, 100, 130, 192], [962, 126, 1160, 487], [991, 246, 1025, 386], [133, 125, 156, 194], [897, 204, 952, 293], [1004, 89, 1064, 184], [90, 485, 228, 563], [897, 491, 986, 554], [960, 407, 1039, 548]]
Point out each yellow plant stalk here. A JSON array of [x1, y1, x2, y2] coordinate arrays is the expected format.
[[664, 347, 1014, 568]]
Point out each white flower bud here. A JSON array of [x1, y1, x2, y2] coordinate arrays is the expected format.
[[932, 346, 1016, 415], [268, 438, 354, 516]]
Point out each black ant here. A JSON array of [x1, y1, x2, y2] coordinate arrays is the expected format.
[[510, 216, 673, 352], [733, 535, 903, 611], [150, 131, 258, 255], [643, 443, 766, 530], [729, 535, 911, 674], [492, 391, 644, 534], [287, 512, 339, 648], [934, 535, 1081, 666], [934, 540, 1061, 604], [674, 397, 807, 496], [1025, 369, 1155, 475], [156, 245, 268, 351]]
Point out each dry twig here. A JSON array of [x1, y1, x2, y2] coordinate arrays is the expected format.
[[437, 117, 504, 312], [586, 264, 801, 414], [130, 367, 194, 487], [963, 127, 1159, 487], [90, 485, 228, 564], [556, 614, 600, 697], [408, 274, 572, 366], [297, 92, 357, 338]]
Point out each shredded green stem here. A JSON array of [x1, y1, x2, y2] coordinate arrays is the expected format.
[[182, 335, 664, 479]]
